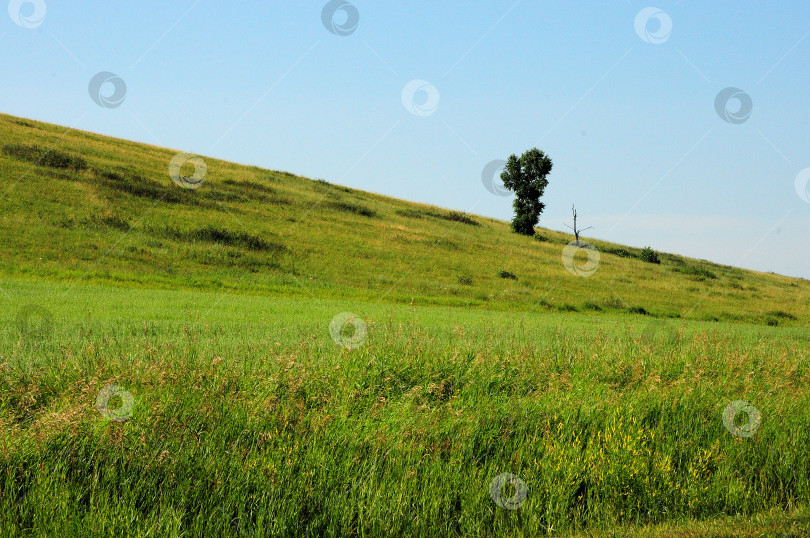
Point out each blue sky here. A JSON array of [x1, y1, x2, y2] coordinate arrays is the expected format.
[[3, 1, 810, 278]]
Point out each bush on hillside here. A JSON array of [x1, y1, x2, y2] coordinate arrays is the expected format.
[[603, 247, 635, 259], [2, 144, 87, 171], [442, 211, 479, 226], [768, 310, 797, 321], [149, 225, 286, 253], [324, 201, 377, 217], [640, 246, 661, 264]]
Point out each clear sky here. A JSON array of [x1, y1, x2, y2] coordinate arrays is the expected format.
[[4, 1, 810, 279]]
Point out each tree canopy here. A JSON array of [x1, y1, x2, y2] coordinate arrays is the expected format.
[[500, 148, 553, 235]]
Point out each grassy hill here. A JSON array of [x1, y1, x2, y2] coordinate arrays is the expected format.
[[0, 112, 807, 326], [2, 113, 810, 536]]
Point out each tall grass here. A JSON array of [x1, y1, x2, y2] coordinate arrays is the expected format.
[[1, 111, 810, 535], [1, 279, 809, 536]]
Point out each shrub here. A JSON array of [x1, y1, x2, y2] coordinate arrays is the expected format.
[[536, 299, 554, 310], [498, 270, 517, 280], [457, 275, 473, 285], [97, 169, 215, 207], [149, 225, 286, 253], [314, 178, 352, 192], [640, 246, 661, 264], [395, 208, 478, 226], [395, 209, 424, 219], [325, 201, 377, 217], [602, 247, 636, 259], [221, 179, 276, 194], [2, 144, 87, 170], [768, 310, 797, 321], [628, 306, 649, 315], [191, 226, 285, 252], [442, 211, 479, 226], [395, 209, 481, 226], [533, 234, 549, 243], [10, 119, 35, 128]]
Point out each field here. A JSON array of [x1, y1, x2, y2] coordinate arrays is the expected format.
[[1, 113, 810, 536]]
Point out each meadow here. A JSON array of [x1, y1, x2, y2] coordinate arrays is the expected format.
[[2, 277, 810, 536], [1, 113, 810, 535], [0, 113, 808, 326]]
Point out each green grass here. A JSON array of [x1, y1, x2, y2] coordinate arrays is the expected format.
[[2, 278, 810, 536], [0, 112, 807, 324], [1, 112, 809, 535]]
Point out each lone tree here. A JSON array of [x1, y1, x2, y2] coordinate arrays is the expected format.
[[564, 204, 593, 245], [500, 148, 553, 235]]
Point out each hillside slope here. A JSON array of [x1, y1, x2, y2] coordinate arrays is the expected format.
[[0, 112, 807, 326]]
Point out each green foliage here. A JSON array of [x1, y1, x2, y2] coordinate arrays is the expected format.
[[500, 148, 552, 235], [395, 208, 425, 219], [149, 224, 286, 253], [641, 246, 661, 264], [2, 144, 87, 171], [314, 178, 352, 193], [220, 179, 291, 205], [602, 247, 636, 259], [442, 211, 479, 226], [324, 200, 377, 217], [221, 178, 275, 193], [97, 168, 215, 207], [498, 270, 517, 280], [395, 208, 478, 226], [768, 310, 797, 320]]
